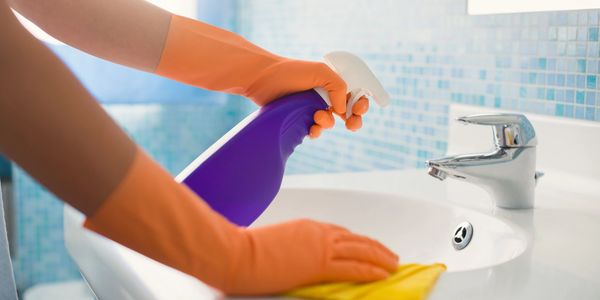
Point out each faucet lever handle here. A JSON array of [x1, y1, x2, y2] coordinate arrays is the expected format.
[[457, 113, 537, 148], [458, 114, 527, 126]]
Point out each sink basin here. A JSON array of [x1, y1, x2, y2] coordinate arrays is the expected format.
[[64, 187, 527, 300], [255, 188, 527, 272]]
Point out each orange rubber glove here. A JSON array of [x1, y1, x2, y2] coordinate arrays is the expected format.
[[84, 148, 399, 296], [154, 15, 369, 138]]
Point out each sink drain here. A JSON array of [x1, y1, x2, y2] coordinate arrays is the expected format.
[[452, 221, 473, 250]]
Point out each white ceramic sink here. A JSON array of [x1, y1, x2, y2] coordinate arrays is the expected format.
[[64, 187, 527, 300], [255, 188, 527, 272], [64, 104, 600, 299]]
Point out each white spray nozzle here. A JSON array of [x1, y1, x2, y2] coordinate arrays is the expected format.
[[315, 51, 390, 118]]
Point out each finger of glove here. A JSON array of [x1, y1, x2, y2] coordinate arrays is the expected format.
[[315, 64, 347, 115], [352, 97, 369, 115], [313, 110, 335, 129], [309, 124, 322, 139], [335, 233, 399, 263], [345, 115, 362, 131], [333, 242, 398, 273]]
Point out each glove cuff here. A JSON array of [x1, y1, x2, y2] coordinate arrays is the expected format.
[[84, 147, 242, 291]]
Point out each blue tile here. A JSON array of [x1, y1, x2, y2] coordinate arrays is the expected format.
[[575, 106, 585, 118], [577, 75, 586, 88], [565, 104, 575, 116], [529, 72, 537, 84], [555, 103, 565, 116], [558, 42, 568, 55], [494, 97, 502, 108], [520, 87, 527, 97], [579, 27, 588, 40], [588, 75, 597, 89], [547, 58, 557, 70], [556, 74, 566, 86], [577, 59, 587, 72], [590, 11, 599, 23], [576, 91, 585, 104], [586, 92, 596, 106], [588, 42, 599, 56], [589, 27, 599, 41], [538, 58, 547, 69], [566, 89, 575, 102], [577, 43, 587, 56], [588, 59, 599, 73], [569, 12, 579, 25], [546, 89, 555, 100], [579, 11, 589, 25], [548, 74, 557, 85], [568, 27, 578, 40], [556, 13, 566, 25], [566, 75, 576, 87], [558, 27, 568, 40], [538, 73, 547, 85], [479, 95, 486, 105], [556, 89, 565, 102], [537, 88, 546, 99], [549, 27, 558, 40]]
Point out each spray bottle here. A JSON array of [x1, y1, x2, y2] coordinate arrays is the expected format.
[[175, 51, 390, 226]]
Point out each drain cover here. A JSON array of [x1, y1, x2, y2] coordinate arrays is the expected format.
[[452, 221, 473, 250]]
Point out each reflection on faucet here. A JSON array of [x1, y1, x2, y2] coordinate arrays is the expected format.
[[426, 113, 542, 209]]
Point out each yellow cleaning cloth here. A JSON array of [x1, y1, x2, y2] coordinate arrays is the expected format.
[[287, 263, 446, 300]]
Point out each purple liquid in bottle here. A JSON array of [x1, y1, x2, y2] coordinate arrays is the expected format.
[[179, 90, 327, 226]]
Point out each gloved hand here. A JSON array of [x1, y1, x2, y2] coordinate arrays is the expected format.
[[229, 218, 398, 294], [311, 96, 369, 138], [155, 15, 370, 138], [84, 149, 399, 296]]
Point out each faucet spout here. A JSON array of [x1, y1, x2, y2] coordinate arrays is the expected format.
[[427, 166, 447, 181], [426, 148, 511, 181], [425, 113, 541, 209]]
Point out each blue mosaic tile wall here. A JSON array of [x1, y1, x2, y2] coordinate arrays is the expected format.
[[237, 0, 600, 174]]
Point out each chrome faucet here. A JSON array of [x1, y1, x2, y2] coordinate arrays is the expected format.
[[426, 113, 543, 209]]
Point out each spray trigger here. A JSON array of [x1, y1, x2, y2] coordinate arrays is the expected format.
[[315, 51, 390, 118]]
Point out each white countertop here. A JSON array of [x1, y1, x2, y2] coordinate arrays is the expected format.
[[240, 168, 600, 300]]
